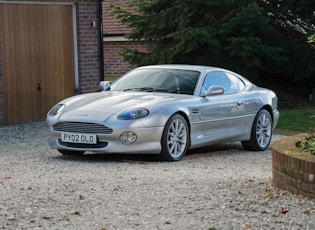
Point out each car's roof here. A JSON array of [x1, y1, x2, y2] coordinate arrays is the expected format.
[[136, 64, 220, 72]]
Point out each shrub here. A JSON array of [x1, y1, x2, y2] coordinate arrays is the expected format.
[[296, 129, 315, 154]]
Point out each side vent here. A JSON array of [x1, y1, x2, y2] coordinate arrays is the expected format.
[[191, 108, 200, 114]]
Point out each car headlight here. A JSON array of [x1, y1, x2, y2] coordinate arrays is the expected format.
[[117, 108, 149, 120], [48, 104, 66, 116]]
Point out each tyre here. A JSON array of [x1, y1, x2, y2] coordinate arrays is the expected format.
[[160, 114, 189, 161], [57, 149, 85, 155], [242, 109, 272, 151]]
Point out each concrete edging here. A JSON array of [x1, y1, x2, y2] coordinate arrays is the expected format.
[[272, 134, 315, 198]]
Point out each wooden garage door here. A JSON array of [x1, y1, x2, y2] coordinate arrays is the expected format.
[[0, 3, 75, 124]]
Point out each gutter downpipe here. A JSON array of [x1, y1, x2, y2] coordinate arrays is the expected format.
[[72, 4, 79, 95], [99, 0, 105, 82]]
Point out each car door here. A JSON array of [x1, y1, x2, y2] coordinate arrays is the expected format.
[[201, 71, 246, 137]]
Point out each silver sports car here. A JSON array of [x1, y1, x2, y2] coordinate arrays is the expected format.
[[47, 65, 279, 161]]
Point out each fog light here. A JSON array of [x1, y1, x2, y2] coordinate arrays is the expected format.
[[119, 131, 137, 145]]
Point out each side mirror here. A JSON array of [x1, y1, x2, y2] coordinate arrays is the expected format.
[[201, 86, 224, 97], [99, 81, 112, 91]]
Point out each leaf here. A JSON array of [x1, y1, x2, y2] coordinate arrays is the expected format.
[[245, 224, 252, 229], [261, 210, 268, 214], [304, 209, 310, 215], [303, 209, 311, 215], [164, 221, 171, 225], [282, 208, 289, 214]]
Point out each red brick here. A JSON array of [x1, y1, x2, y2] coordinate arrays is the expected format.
[[309, 162, 315, 174], [285, 184, 299, 195], [302, 182, 310, 192], [310, 184, 315, 193], [104, 41, 153, 77], [291, 177, 297, 187], [304, 173, 312, 183], [287, 168, 294, 177], [304, 160, 310, 173], [297, 179, 302, 189], [294, 170, 304, 180]]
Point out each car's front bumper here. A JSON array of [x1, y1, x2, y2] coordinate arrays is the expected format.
[[273, 109, 280, 130], [48, 126, 164, 154]]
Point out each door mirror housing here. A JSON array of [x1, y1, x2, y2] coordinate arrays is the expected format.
[[99, 81, 112, 91], [201, 86, 225, 97]]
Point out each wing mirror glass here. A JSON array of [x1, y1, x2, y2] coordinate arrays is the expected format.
[[202, 86, 224, 97], [99, 81, 112, 91]]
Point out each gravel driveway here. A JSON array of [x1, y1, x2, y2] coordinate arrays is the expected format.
[[0, 122, 314, 230]]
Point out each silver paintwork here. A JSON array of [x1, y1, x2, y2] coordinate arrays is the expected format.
[[46, 65, 280, 155]]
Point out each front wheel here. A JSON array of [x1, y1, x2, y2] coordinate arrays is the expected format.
[[242, 109, 272, 151], [160, 114, 189, 161]]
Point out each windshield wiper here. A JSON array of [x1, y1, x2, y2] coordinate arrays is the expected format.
[[123, 87, 154, 92], [147, 88, 170, 92], [123, 87, 188, 94]]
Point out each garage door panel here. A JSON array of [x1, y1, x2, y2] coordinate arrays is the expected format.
[[0, 3, 75, 124], [2, 4, 18, 123]]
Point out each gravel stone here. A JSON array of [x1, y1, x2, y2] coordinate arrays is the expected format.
[[0, 122, 314, 230]]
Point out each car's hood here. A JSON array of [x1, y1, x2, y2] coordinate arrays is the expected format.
[[59, 91, 191, 122]]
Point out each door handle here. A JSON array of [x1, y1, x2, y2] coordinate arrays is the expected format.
[[237, 101, 243, 106], [37, 83, 42, 91]]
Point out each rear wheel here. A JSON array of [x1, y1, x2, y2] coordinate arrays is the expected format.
[[57, 149, 85, 155], [160, 114, 189, 161], [242, 109, 272, 151]]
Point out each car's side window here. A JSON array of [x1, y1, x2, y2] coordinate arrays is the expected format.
[[226, 72, 246, 93], [203, 71, 245, 94]]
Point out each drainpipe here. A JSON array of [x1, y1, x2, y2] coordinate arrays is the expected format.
[[72, 5, 79, 95], [99, 0, 105, 82]]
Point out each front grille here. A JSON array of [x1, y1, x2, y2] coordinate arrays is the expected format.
[[53, 122, 113, 134], [58, 140, 108, 149]]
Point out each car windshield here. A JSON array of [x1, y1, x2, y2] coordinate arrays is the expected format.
[[110, 68, 200, 95]]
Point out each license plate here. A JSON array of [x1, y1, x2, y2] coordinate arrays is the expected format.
[[61, 132, 97, 144]]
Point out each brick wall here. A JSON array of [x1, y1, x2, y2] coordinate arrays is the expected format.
[[76, 0, 102, 93], [104, 40, 153, 78], [272, 134, 315, 199]]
